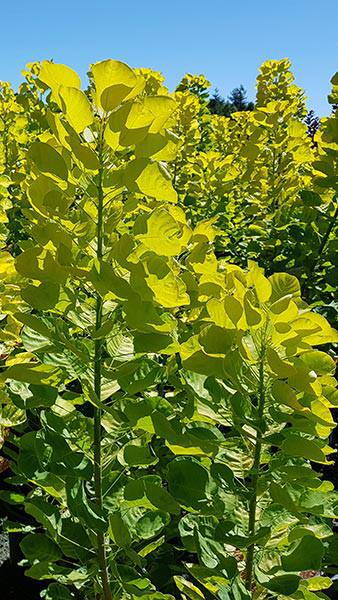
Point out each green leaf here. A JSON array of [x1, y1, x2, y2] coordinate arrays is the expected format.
[[1, 363, 60, 386], [57, 519, 94, 561], [144, 262, 190, 308], [167, 457, 211, 509], [282, 435, 329, 464], [138, 535, 165, 557], [271, 380, 302, 411], [133, 331, 176, 354], [281, 535, 324, 571], [300, 190, 322, 206], [119, 440, 158, 467], [39, 61, 81, 103], [210, 463, 235, 489], [269, 482, 298, 513], [199, 325, 236, 354], [178, 514, 233, 569], [0, 490, 25, 504], [223, 295, 243, 325], [24, 561, 77, 582], [15, 312, 53, 338], [105, 100, 153, 149], [65, 479, 107, 532], [135, 131, 178, 160], [124, 478, 179, 515], [124, 298, 176, 333], [116, 358, 161, 394], [26, 384, 58, 408], [267, 347, 295, 377], [25, 497, 61, 537], [299, 350, 336, 376], [59, 86, 93, 132], [143, 96, 177, 132], [43, 583, 75, 600], [91, 59, 138, 111], [248, 261, 272, 302], [243, 291, 262, 326], [89, 260, 133, 299], [124, 159, 177, 203], [21, 282, 60, 310], [20, 533, 62, 562], [137, 512, 169, 540], [0, 392, 26, 426], [263, 574, 300, 596], [129, 594, 174, 600], [180, 337, 225, 379], [145, 482, 180, 515], [134, 207, 191, 256], [68, 137, 99, 170], [28, 142, 68, 181], [174, 576, 206, 599], [269, 272, 301, 302], [109, 512, 131, 547]]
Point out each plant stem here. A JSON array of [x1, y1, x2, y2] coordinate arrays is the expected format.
[[245, 352, 266, 592], [93, 133, 112, 600]]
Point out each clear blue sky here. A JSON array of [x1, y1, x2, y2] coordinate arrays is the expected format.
[[1, 0, 337, 116]]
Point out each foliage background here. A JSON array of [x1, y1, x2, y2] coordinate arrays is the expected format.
[[0, 55, 336, 600], [0, 3, 337, 598]]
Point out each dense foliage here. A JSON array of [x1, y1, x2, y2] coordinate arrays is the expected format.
[[0, 58, 337, 600]]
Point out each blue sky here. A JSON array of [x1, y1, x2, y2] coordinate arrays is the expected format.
[[1, 0, 337, 116]]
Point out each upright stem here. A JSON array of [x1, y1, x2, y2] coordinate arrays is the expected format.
[[245, 352, 266, 592], [93, 129, 112, 600]]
